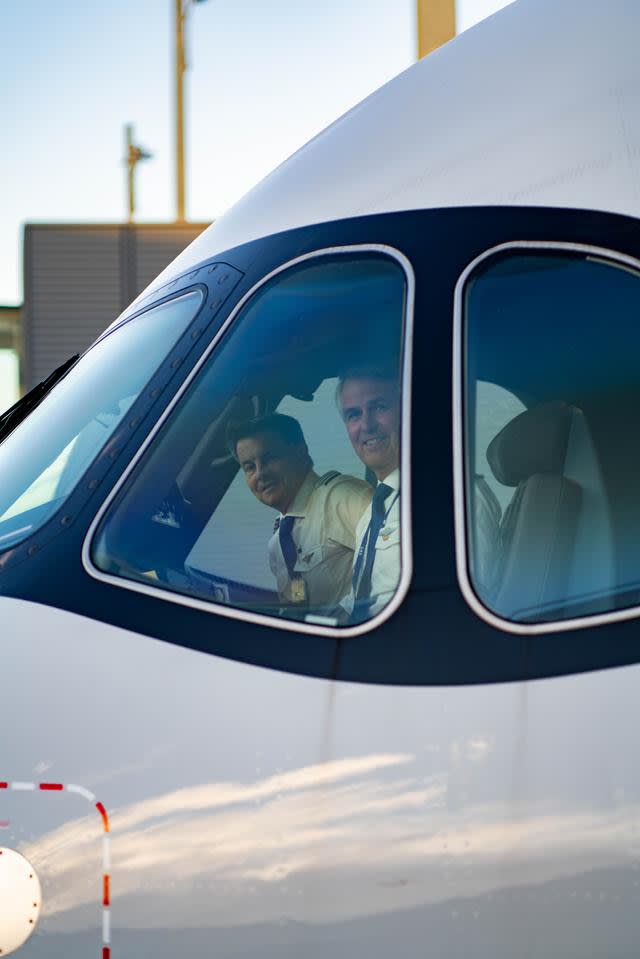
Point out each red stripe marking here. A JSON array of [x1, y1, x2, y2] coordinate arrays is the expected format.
[[0, 777, 111, 951], [96, 801, 110, 832]]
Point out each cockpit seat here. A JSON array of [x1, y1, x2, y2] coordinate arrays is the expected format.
[[472, 474, 502, 597], [487, 401, 582, 621]]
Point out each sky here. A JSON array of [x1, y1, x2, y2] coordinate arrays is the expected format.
[[2, 0, 516, 309]]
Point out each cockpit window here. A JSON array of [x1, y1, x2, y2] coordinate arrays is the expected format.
[[90, 252, 409, 630], [461, 248, 640, 627], [0, 292, 203, 552]]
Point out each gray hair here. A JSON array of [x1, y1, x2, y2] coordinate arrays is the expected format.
[[335, 366, 401, 417]]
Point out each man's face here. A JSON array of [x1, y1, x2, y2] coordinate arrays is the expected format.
[[340, 377, 400, 481], [236, 430, 309, 514]]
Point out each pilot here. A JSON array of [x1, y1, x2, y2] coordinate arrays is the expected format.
[[227, 413, 372, 613], [336, 368, 401, 621]]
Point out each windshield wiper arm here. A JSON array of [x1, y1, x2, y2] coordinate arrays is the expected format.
[[0, 354, 80, 445]]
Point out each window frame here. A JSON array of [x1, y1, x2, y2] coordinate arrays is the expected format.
[[453, 239, 640, 636], [82, 244, 415, 639], [0, 284, 221, 569]]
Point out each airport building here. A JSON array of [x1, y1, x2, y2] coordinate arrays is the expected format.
[[20, 221, 208, 392]]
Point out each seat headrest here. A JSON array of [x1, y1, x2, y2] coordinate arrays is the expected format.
[[487, 401, 575, 487]]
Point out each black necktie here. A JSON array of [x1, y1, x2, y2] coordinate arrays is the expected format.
[[354, 483, 392, 600], [277, 514, 297, 578]]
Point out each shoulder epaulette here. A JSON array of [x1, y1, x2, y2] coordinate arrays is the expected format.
[[317, 470, 341, 487]]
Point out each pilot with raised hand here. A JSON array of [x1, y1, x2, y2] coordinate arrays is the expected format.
[[337, 368, 402, 621], [227, 413, 372, 614]]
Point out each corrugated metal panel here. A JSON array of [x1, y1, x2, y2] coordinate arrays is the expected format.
[[22, 223, 209, 389], [24, 227, 121, 386]]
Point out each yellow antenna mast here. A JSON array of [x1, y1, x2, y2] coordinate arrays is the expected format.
[[417, 0, 456, 59]]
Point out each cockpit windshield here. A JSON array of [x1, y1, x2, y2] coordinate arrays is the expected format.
[[90, 252, 409, 630], [0, 291, 203, 552]]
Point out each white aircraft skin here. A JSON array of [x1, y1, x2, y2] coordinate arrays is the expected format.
[[3, 596, 640, 956], [2, 0, 640, 956], [138, 0, 640, 308]]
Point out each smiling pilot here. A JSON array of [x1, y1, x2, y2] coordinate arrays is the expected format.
[[228, 413, 372, 613], [336, 368, 402, 621]]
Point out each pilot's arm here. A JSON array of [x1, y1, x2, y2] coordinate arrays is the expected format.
[[322, 475, 373, 548]]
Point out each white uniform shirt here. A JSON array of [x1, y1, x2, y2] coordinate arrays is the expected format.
[[268, 470, 372, 610], [343, 468, 401, 619]]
